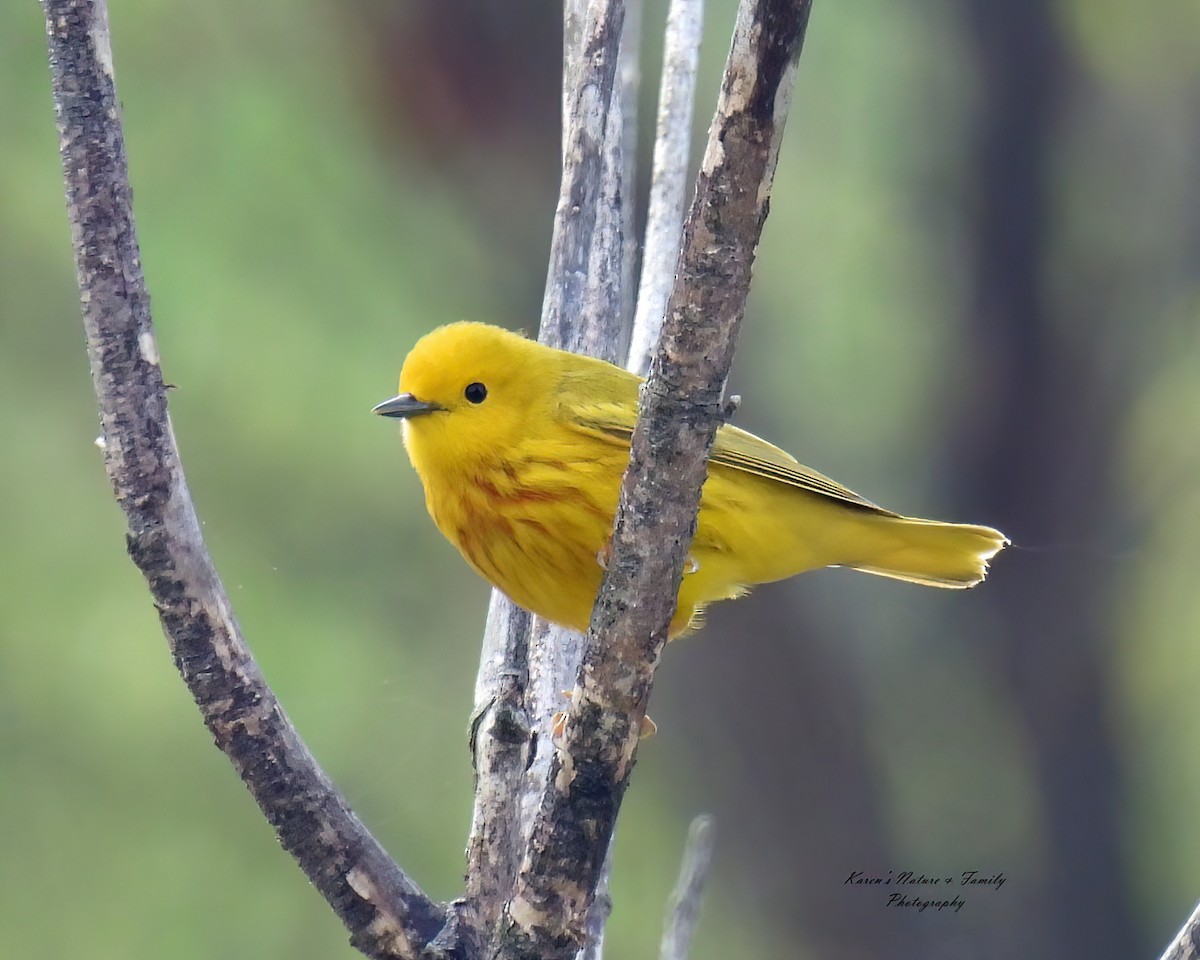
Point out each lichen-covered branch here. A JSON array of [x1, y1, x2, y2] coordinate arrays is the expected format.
[[494, 3, 812, 958], [41, 3, 447, 958]]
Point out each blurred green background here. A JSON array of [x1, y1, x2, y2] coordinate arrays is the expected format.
[[4, 1, 1199, 958]]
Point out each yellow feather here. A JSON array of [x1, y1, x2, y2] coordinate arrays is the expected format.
[[377, 322, 1008, 637]]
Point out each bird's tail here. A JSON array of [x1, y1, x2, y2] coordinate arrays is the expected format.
[[841, 514, 1008, 588]]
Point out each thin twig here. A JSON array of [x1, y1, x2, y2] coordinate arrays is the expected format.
[[494, 3, 812, 958], [629, 0, 705, 375], [662, 816, 715, 960], [41, 3, 448, 959], [617, 0, 643, 365], [660, 816, 717, 960]]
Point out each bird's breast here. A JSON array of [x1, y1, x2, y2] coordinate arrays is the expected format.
[[420, 452, 620, 630]]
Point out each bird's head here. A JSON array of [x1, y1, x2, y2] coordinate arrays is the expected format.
[[374, 322, 549, 476]]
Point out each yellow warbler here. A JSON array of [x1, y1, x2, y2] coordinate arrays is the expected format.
[[374, 323, 1007, 637]]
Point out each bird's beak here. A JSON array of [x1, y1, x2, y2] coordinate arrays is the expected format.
[[372, 393, 442, 419]]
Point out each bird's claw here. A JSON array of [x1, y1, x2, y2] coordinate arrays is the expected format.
[[550, 689, 658, 740]]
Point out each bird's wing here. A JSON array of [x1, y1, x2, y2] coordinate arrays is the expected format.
[[707, 424, 897, 514], [563, 379, 896, 515]]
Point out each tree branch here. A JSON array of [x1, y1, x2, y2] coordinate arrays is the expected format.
[[1159, 899, 1200, 960], [495, 2, 812, 957], [48, 0, 809, 956], [629, 0, 705, 376], [660, 816, 717, 960], [463, 0, 636, 953], [542, 0, 632, 362], [41, 4, 447, 958]]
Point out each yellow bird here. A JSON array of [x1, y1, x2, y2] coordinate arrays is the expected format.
[[374, 323, 1007, 638]]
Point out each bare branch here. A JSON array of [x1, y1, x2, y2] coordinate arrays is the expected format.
[[48, 0, 807, 957], [629, 0, 705, 375], [579, 841, 616, 960], [1159, 899, 1200, 960], [495, 3, 812, 958], [41, 3, 447, 958], [462, 593, 534, 942], [541, 0, 632, 362], [660, 816, 717, 960], [464, 0, 636, 952]]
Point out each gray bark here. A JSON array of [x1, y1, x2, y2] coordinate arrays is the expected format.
[[43, 0, 813, 957], [42, 3, 448, 958], [462, 0, 637, 952], [492, 3, 813, 957]]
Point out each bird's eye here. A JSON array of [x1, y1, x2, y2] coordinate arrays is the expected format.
[[464, 382, 487, 404]]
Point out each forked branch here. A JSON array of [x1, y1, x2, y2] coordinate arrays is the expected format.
[[44, 1, 812, 958], [494, 2, 813, 958], [42, 3, 445, 958]]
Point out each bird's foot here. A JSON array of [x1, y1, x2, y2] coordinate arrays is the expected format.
[[596, 540, 613, 570], [551, 689, 657, 740]]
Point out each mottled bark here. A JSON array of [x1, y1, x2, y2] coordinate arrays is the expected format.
[[46, 0, 815, 956], [41, 3, 448, 958], [462, 0, 637, 953], [493, 3, 813, 958], [629, 0, 704, 376]]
